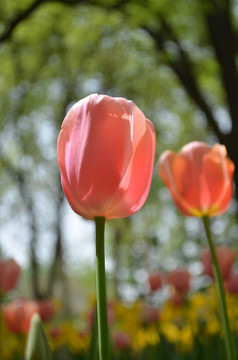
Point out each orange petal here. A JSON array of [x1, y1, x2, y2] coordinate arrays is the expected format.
[[158, 142, 234, 217], [158, 150, 199, 216], [203, 144, 234, 216]]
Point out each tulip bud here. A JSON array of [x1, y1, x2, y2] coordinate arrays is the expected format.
[[25, 314, 51, 360]]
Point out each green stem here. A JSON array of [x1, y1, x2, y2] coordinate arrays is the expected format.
[[87, 306, 98, 360], [0, 295, 4, 359], [202, 216, 235, 360], [95, 217, 109, 360]]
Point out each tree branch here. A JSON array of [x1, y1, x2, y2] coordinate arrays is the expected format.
[[205, 5, 238, 132], [0, 0, 44, 43], [144, 22, 223, 142], [0, 0, 127, 44]]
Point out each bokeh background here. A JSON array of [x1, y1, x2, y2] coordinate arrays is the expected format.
[[1, 0, 238, 312]]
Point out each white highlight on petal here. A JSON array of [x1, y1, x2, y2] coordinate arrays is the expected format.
[[128, 100, 134, 142]]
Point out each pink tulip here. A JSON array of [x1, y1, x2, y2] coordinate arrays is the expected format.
[[37, 299, 55, 322], [201, 247, 235, 280], [170, 290, 185, 307], [112, 332, 131, 350], [49, 327, 62, 339], [57, 94, 155, 220], [0, 258, 21, 294], [158, 142, 234, 217], [225, 273, 238, 294], [2, 298, 54, 334], [141, 306, 159, 324], [2, 299, 39, 334], [148, 272, 162, 291], [167, 269, 191, 293]]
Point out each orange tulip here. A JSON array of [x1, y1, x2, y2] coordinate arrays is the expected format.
[[57, 94, 155, 220], [0, 258, 20, 294], [201, 246, 235, 280], [158, 141, 234, 217]]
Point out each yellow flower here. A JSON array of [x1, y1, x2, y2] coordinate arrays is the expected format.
[[131, 326, 159, 352]]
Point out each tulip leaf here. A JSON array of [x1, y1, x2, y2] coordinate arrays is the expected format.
[[25, 313, 52, 360]]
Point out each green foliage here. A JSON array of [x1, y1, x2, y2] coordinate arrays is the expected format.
[[0, 0, 237, 303]]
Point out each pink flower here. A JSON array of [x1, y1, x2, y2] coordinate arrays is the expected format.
[[113, 332, 131, 350], [57, 94, 155, 220], [0, 258, 20, 294], [2, 299, 39, 334], [167, 269, 191, 293], [2, 298, 54, 334], [141, 306, 159, 324], [158, 142, 234, 217], [170, 291, 185, 307], [49, 327, 62, 339], [148, 272, 162, 291], [201, 247, 235, 280], [225, 273, 238, 294], [37, 299, 55, 322]]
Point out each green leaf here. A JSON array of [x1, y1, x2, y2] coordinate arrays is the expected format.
[[25, 313, 52, 360]]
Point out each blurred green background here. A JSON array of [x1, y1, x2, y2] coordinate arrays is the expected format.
[[1, 0, 238, 310]]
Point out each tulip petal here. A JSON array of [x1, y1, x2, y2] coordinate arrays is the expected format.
[[107, 118, 155, 218], [158, 150, 198, 216], [58, 95, 154, 219], [179, 142, 212, 215], [158, 141, 234, 217], [58, 95, 136, 218], [203, 144, 234, 215], [58, 94, 155, 219]]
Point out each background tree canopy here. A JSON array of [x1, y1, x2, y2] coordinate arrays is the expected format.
[[0, 0, 238, 303]]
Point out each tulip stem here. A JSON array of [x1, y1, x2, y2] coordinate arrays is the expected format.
[[0, 295, 4, 358], [95, 216, 109, 360], [202, 216, 235, 360]]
